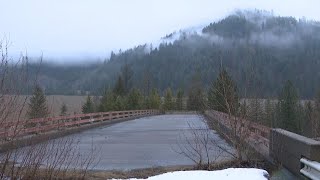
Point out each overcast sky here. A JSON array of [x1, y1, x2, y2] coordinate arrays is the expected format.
[[1, 0, 320, 61]]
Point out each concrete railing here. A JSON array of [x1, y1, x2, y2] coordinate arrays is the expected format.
[[270, 129, 320, 177], [0, 109, 159, 140], [206, 110, 320, 178]]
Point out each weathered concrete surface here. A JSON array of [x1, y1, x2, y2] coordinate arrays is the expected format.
[[0, 114, 155, 153], [46, 114, 234, 170], [270, 128, 320, 177]]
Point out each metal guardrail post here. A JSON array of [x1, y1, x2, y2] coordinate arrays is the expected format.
[[300, 158, 320, 180]]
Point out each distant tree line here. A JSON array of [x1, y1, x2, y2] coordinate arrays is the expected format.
[[25, 12, 320, 99], [27, 63, 320, 137], [25, 11, 320, 137]]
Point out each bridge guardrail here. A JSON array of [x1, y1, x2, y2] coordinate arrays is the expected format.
[[206, 110, 270, 146], [0, 109, 159, 140], [300, 158, 320, 180], [205, 110, 270, 156]]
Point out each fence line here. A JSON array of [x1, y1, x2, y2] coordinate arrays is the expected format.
[[205, 110, 270, 154], [0, 109, 159, 140]]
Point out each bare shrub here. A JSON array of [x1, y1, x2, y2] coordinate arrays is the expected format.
[[174, 114, 236, 170], [0, 40, 99, 179]]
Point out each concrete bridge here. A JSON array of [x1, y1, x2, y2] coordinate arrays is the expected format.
[[205, 110, 320, 179], [1, 110, 320, 179]]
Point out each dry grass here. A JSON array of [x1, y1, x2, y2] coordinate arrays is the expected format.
[[4, 95, 88, 120]]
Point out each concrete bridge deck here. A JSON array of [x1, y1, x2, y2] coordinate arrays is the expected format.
[[15, 114, 235, 170]]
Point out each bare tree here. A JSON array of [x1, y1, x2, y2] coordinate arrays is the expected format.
[[0, 40, 99, 179]]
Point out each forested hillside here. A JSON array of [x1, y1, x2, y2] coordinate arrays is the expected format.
[[31, 11, 320, 98]]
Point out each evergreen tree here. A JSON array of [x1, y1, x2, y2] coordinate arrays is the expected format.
[[99, 90, 116, 112], [176, 89, 184, 110], [82, 95, 94, 113], [208, 69, 239, 115], [163, 88, 174, 110], [114, 96, 126, 111], [113, 76, 125, 96], [303, 101, 313, 137], [312, 90, 320, 137], [149, 88, 161, 109], [264, 98, 275, 127], [187, 72, 206, 111], [60, 103, 67, 116], [240, 100, 248, 118], [121, 62, 133, 94], [277, 80, 300, 133], [27, 85, 49, 119], [127, 88, 143, 110], [143, 69, 152, 97], [248, 98, 263, 123]]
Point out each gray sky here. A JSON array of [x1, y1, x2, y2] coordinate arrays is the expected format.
[[1, 0, 320, 61]]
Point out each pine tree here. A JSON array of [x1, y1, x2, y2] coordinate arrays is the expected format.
[[121, 62, 133, 94], [127, 88, 143, 110], [99, 90, 116, 112], [208, 69, 239, 115], [248, 98, 263, 123], [60, 103, 67, 116], [240, 100, 248, 118], [176, 89, 184, 110], [277, 80, 300, 133], [149, 88, 161, 109], [113, 76, 125, 96], [163, 88, 174, 111], [82, 95, 94, 114], [312, 90, 320, 137], [27, 85, 49, 119], [264, 98, 275, 127], [114, 96, 126, 111], [187, 72, 206, 111], [303, 101, 313, 137]]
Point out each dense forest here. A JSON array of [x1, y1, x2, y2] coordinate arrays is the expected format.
[[29, 10, 320, 98]]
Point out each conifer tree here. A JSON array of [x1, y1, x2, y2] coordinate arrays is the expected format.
[[113, 76, 125, 96], [82, 95, 94, 113], [208, 69, 239, 115], [27, 85, 49, 119], [99, 90, 116, 112], [127, 88, 143, 110], [277, 80, 300, 133], [60, 103, 67, 116], [187, 72, 206, 111], [163, 88, 174, 110], [264, 98, 275, 127], [248, 98, 263, 123], [176, 89, 184, 110], [121, 62, 133, 94], [149, 88, 161, 109], [312, 90, 320, 137]]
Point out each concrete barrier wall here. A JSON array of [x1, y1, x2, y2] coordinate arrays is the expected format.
[[270, 128, 320, 176]]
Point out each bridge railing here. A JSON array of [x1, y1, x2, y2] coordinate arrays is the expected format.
[[0, 109, 159, 140], [300, 158, 320, 180], [205, 110, 270, 152]]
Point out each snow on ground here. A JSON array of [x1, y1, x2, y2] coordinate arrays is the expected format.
[[121, 168, 269, 180]]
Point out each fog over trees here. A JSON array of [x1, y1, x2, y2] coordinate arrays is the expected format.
[[24, 11, 320, 99]]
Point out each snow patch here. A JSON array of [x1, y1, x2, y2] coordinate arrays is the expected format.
[[116, 168, 269, 180]]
